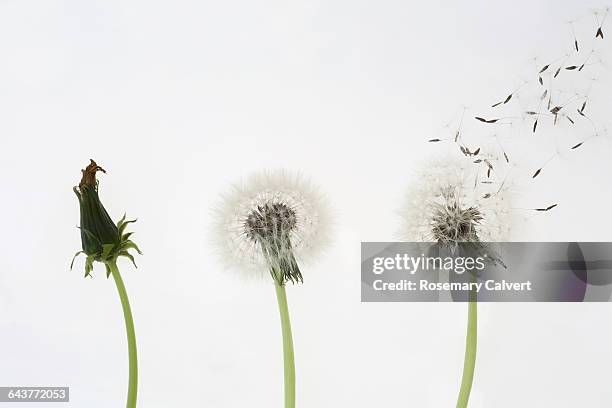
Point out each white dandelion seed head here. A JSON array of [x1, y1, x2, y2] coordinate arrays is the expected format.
[[398, 156, 512, 244], [213, 170, 331, 283]]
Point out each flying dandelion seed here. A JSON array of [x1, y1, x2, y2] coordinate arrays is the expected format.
[[569, 20, 580, 52], [437, 9, 608, 213]]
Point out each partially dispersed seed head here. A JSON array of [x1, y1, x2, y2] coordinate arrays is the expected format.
[[398, 157, 510, 244]]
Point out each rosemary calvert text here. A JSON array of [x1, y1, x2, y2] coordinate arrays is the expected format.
[[372, 279, 533, 292]]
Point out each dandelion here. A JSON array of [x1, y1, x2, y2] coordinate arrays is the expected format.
[[399, 157, 511, 244], [214, 170, 330, 408], [399, 157, 510, 408], [71, 160, 141, 408]]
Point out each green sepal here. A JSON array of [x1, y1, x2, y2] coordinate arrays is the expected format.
[[118, 215, 137, 237], [263, 241, 303, 286], [120, 240, 143, 255], [101, 243, 116, 261], [84, 254, 96, 278], [70, 251, 85, 270], [71, 215, 141, 278], [119, 250, 138, 268]]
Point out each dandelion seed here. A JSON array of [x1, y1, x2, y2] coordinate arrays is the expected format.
[[569, 21, 580, 52], [475, 117, 499, 124], [571, 142, 584, 149], [533, 168, 542, 178], [594, 9, 607, 39], [535, 204, 558, 211]]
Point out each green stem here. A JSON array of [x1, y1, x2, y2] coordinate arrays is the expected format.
[[109, 261, 138, 408], [274, 281, 296, 408], [456, 292, 477, 408]]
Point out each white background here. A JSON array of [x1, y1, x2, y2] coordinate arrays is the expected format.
[[1, 0, 612, 407]]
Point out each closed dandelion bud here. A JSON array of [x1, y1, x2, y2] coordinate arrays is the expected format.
[[71, 159, 142, 278], [74, 160, 120, 255], [70, 159, 141, 408]]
